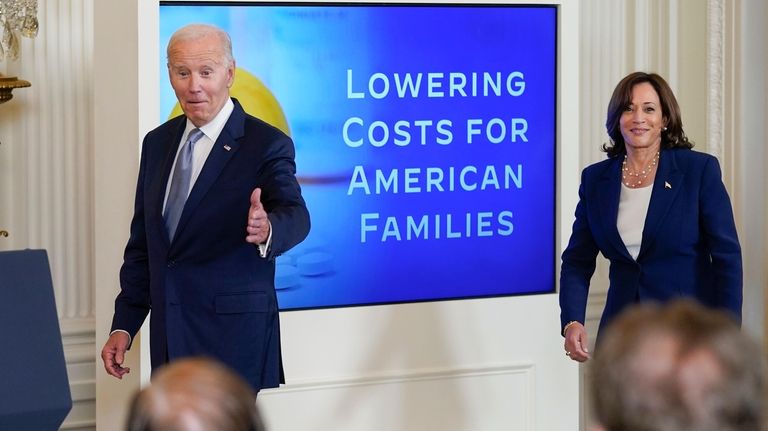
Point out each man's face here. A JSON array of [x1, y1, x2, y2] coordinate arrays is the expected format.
[[167, 33, 234, 127]]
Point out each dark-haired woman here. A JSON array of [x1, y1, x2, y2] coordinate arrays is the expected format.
[[559, 72, 742, 362]]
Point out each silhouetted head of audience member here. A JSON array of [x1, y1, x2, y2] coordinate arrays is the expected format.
[[591, 300, 765, 431], [127, 357, 265, 431]]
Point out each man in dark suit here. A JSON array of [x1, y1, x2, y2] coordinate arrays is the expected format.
[[100, 23, 310, 392]]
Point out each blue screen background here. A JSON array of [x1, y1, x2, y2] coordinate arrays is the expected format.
[[159, 4, 557, 310]]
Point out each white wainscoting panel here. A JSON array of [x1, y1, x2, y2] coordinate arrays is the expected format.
[[61, 318, 97, 430], [260, 364, 535, 431], [258, 294, 577, 431]]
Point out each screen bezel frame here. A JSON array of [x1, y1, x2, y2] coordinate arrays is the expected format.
[[143, 0, 579, 311]]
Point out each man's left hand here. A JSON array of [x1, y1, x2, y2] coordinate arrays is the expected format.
[[101, 331, 131, 379], [246, 187, 270, 244]]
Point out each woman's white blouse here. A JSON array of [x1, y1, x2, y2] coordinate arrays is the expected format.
[[617, 183, 653, 260]]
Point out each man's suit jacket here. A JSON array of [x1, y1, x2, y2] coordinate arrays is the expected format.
[[559, 148, 742, 333], [111, 99, 310, 391]]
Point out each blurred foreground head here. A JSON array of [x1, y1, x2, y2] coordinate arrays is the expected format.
[[591, 300, 765, 431], [127, 357, 265, 431]]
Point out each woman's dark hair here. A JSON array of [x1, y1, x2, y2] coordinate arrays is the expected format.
[[603, 72, 693, 157]]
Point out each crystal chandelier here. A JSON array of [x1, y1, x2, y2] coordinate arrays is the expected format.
[[0, 0, 38, 60], [0, 0, 37, 104]]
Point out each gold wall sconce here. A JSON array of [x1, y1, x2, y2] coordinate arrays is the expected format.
[[0, 73, 30, 103]]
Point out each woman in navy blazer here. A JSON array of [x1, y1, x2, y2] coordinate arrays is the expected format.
[[560, 72, 742, 362]]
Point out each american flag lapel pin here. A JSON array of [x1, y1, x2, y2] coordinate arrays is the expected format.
[[664, 181, 672, 189], [223, 144, 232, 152]]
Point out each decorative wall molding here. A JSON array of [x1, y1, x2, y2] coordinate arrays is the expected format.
[[707, 0, 725, 162], [666, 0, 680, 90], [633, 0, 651, 70], [62, 317, 96, 430], [260, 363, 536, 430], [579, 0, 627, 168], [629, 0, 677, 77], [263, 362, 535, 394]]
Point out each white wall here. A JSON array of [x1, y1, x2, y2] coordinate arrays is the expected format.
[[92, 1, 148, 429], [736, 0, 767, 348]]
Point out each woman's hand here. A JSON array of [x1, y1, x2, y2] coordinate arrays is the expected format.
[[564, 322, 590, 362]]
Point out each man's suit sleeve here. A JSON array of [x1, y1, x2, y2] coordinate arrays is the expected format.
[[699, 155, 742, 321], [111, 136, 152, 339], [259, 134, 310, 261]]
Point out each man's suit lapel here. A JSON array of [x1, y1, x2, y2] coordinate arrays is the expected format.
[[596, 157, 634, 261], [173, 100, 246, 242], [638, 149, 683, 259]]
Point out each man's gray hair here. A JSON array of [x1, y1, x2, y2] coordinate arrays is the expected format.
[[167, 23, 234, 67]]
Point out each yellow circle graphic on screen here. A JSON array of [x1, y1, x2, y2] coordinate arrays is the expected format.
[[169, 67, 291, 136]]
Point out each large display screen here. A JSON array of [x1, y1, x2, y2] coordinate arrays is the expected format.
[[159, 2, 557, 310]]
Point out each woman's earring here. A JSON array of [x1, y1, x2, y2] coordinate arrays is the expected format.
[[662, 126, 668, 131]]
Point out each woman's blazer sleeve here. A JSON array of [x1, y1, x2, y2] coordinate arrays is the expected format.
[[559, 169, 600, 333], [699, 155, 742, 321]]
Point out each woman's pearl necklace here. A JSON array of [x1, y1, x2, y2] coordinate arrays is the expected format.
[[622, 151, 659, 188]]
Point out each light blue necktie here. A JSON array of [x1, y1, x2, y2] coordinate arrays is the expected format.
[[164, 128, 204, 239]]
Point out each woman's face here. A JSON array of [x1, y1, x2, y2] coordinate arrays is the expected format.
[[620, 82, 666, 153]]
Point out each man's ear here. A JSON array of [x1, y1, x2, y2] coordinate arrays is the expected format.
[[227, 60, 236, 88]]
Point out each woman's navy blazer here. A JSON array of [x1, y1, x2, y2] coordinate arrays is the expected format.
[[559, 148, 742, 333]]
